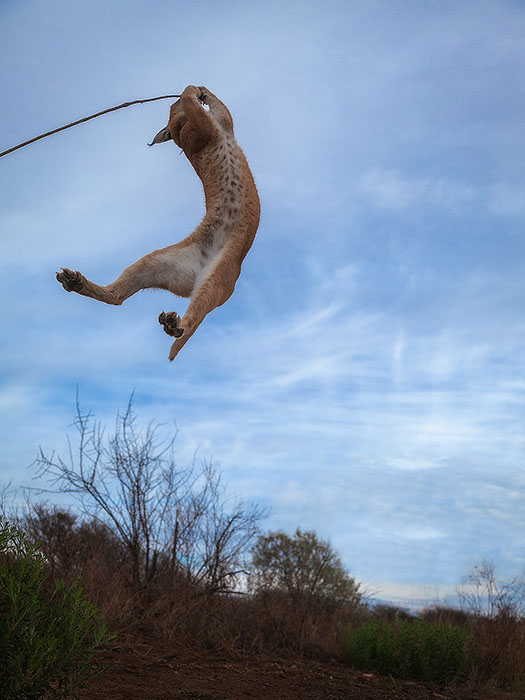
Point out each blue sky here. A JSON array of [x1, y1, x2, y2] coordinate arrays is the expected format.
[[1, 0, 524, 607]]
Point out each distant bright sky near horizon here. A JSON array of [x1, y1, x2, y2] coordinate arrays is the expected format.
[[1, 0, 524, 608]]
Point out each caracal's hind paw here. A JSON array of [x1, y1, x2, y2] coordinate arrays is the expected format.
[[56, 268, 83, 293], [158, 311, 185, 338]]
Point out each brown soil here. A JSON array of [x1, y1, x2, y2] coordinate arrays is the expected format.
[[79, 642, 518, 700]]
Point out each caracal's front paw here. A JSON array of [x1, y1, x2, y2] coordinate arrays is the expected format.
[[183, 85, 201, 100], [56, 268, 84, 293], [197, 86, 210, 104], [158, 311, 185, 338]]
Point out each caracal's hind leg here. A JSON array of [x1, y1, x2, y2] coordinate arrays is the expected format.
[[56, 243, 202, 306], [161, 257, 240, 361], [56, 267, 132, 305]]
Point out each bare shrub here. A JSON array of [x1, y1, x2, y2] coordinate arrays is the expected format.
[[457, 561, 525, 691], [32, 395, 266, 594], [459, 560, 525, 620], [20, 505, 133, 628], [22, 505, 125, 579], [466, 612, 525, 691]]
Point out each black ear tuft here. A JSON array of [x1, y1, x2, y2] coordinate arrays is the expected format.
[[148, 126, 172, 146]]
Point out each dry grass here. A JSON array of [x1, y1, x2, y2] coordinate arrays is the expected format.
[[18, 506, 366, 659], [13, 505, 525, 693]]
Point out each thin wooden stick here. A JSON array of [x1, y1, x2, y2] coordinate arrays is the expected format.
[[0, 94, 181, 159]]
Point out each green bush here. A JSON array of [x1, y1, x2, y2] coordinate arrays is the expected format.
[[344, 617, 469, 683], [0, 518, 115, 700]]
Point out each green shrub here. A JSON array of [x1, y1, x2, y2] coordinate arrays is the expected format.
[[344, 617, 469, 683], [0, 518, 115, 699]]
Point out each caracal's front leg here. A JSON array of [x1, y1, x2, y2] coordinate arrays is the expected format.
[[198, 87, 234, 131]]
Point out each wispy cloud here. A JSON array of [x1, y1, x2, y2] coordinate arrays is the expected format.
[[359, 168, 478, 212]]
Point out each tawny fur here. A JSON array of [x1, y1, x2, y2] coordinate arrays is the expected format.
[[56, 85, 260, 361]]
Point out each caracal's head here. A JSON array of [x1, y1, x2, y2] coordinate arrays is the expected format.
[[149, 97, 187, 148]]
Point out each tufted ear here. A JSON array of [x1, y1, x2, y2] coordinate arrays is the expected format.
[[148, 126, 172, 146]]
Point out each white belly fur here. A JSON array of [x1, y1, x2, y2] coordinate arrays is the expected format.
[[191, 133, 244, 294]]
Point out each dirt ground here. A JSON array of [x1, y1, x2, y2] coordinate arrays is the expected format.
[[79, 642, 519, 700]]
